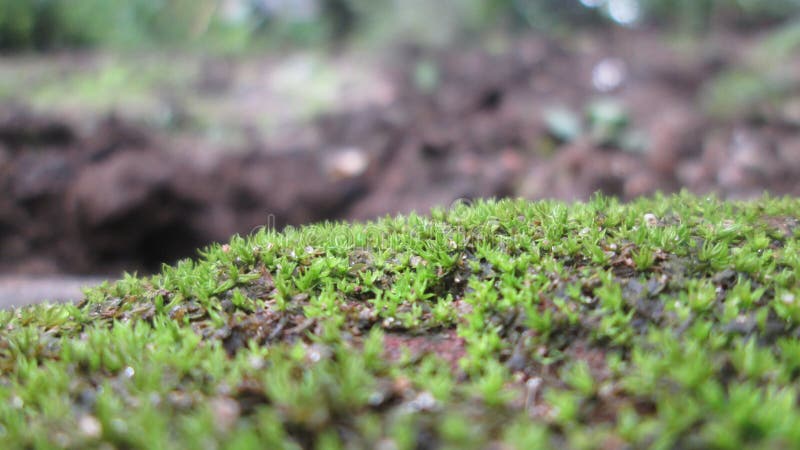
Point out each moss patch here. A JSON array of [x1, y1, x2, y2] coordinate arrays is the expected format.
[[2, 193, 800, 449]]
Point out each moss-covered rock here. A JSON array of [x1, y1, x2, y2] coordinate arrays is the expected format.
[[2, 192, 800, 449]]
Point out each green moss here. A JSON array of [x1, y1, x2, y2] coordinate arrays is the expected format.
[[2, 192, 800, 448]]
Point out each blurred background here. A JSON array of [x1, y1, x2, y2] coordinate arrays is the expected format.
[[2, 0, 800, 281]]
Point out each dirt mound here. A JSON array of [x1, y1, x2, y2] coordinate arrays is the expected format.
[[2, 30, 800, 275], [0, 111, 369, 275]]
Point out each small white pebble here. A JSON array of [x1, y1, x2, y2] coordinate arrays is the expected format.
[[326, 148, 368, 179], [526, 377, 542, 391], [643, 213, 658, 227], [409, 391, 437, 411], [307, 347, 322, 363], [248, 355, 265, 370], [210, 397, 240, 433], [368, 391, 385, 406], [375, 439, 399, 450], [592, 58, 627, 92], [525, 377, 543, 412], [122, 366, 135, 378], [79, 415, 102, 438], [526, 377, 542, 399], [149, 393, 162, 407]]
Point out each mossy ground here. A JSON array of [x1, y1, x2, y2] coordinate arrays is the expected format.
[[2, 192, 800, 449]]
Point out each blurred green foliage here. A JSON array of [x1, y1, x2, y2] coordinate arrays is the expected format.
[[1, 0, 800, 52], [0, 0, 234, 51], [641, 0, 800, 31], [702, 18, 800, 120]]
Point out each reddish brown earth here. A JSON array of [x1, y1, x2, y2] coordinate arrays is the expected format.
[[2, 29, 799, 285]]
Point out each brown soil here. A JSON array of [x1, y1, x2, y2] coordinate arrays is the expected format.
[[2, 29, 799, 278]]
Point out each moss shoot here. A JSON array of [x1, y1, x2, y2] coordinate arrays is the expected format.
[[2, 192, 800, 449]]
